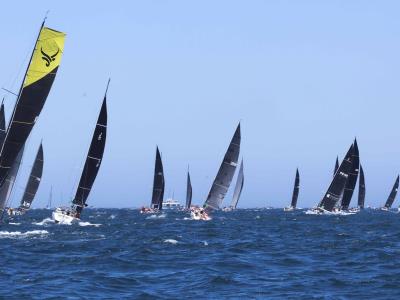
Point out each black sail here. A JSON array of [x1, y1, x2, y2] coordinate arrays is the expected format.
[[72, 84, 108, 212], [0, 24, 65, 187], [341, 139, 360, 210], [0, 102, 5, 148], [230, 159, 244, 209], [185, 171, 192, 209], [204, 123, 241, 210], [318, 144, 354, 212], [290, 168, 300, 208], [334, 156, 339, 176], [384, 175, 399, 209], [151, 147, 165, 210], [19, 143, 43, 210], [0, 145, 24, 211], [358, 164, 366, 209]]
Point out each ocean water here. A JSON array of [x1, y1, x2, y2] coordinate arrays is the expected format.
[[1, 208, 400, 299]]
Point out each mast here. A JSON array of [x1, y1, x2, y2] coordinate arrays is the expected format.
[[340, 139, 360, 210], [318, 144, 354, 211], [72, 80, 109, 216], [290, 168, 300, 208], [185, 169, 192, 209], [47, 185, 53, 209], [0, 101, 5, 148], [358, 164, 365, 209], [151, 146, 165, 210], [19, 143, 44, 210], [230, 159, 244, 209], [204, 123, 241, 210], [0, 21, 66, 187], [384, 175, 399, 209]]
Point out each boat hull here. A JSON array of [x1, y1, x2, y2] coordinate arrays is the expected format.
[[52, 208, 79, 224]]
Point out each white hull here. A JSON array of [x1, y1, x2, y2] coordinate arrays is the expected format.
[[52, 209, 79, 224], [284, 206, 295, 212], [190, 209, 211, 221]]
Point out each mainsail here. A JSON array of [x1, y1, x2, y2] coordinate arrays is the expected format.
[[0, 23, 65, 187], [340, 139, 360, 210], [19, 143, 44, 210], [318, 144, 354, 212], [204, 123, 241, 210], [72, 82, 108, 216], [290, 168, 300, 208], [230, 159, 244, 209], [358, 164, 365, 209], [151, 146, 165, 210], [0, 101, 5, 147], [185, 170, 192, 209], [0, 145, 25, 211], [384, 175, 399, 209]]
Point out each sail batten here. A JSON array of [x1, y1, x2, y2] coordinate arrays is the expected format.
[[204, 124, 241, 210], [230, 159, 244, 209], [19, 144, 43, 210], [151, 147, 165, 210]]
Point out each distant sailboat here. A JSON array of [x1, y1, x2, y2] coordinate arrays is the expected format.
[[185, 170, 192, 209], [0, 21, 65, 188], [229, 159, 244, 209], [15, 143, 44, 214], [151, 147, 165, 210], [381, 175, 399, 211], [340, 139, 360, 211], [191, 124, 240, 220], [52, 81, 108, 223], [46, 186, 53, 209], [358, 164, 365, 209], [315, 144, 354, 213], [284, 168, 299, 211]]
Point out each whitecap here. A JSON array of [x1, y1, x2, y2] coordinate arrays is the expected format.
[[9, 222, 20, 226], [33, 218, 55, 226], [0, 230, 49, 238], [78, 221, 101, 227], [109, 214, 116, 219], [146, 213, 166, 220], [202, 241, 209, 246], [164, 239, 178, 244]]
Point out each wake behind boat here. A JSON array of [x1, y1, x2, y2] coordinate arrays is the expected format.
[[53, 81, 109, 223]]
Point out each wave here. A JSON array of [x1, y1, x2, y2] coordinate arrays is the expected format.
[[0, 230, 49, 238], [164, 239, 178, 244], [9, 222, 20, 226], [78, 221, 102, 227], [146, 213, 167, 220], [305, 209, 356, 216], [33, 218, 55, 226]]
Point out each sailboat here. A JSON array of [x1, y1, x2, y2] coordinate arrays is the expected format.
[[0, 21, 65, 188], [227, 159, 244, 210], [185, 169, 192, 209], [381, 175, 399, 211], [46, 186, 53, 209], [52, 81, 108, 223], [340, 139, 360, 211], [284, 168, 299, 211], [9, 143, 44, 215], [141, 147, 165, 213], [309, 144, 354, 214], [357, 164, 366, 210], [192, 123, 241, 220]]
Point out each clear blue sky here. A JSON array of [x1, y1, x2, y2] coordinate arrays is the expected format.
[[1, 1, 400, 208]]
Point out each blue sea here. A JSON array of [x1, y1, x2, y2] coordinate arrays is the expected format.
[[1, 208, 400, 299]]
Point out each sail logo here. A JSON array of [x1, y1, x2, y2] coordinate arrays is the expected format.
[[98, 132, 103, 141], [41, 47, 59, 67]]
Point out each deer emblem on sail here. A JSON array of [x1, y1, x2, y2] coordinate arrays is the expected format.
[[41, 47, 59, 67]]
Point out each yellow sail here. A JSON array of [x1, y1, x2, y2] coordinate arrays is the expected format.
[[23, 27, 66, 87]]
